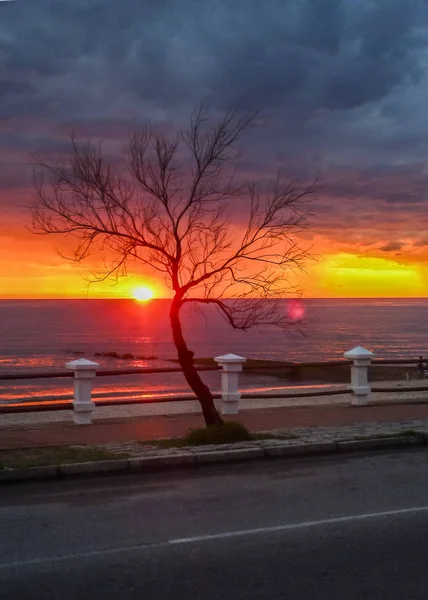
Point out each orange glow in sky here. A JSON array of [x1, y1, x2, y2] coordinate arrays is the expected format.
[[0, 237, 427, 299], [308, 253, 428, 298], [3, 2, 428, 302], [0, 198, 427, 299]]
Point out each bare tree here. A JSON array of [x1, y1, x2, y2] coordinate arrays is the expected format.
[[31, 101, 316, 426]]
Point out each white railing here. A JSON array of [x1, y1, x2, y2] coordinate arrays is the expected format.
[[1, 347, 428, 425]]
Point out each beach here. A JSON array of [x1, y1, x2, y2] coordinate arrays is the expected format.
[[2, 378, 427, 429]]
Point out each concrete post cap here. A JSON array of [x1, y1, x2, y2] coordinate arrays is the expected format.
[[214, 353, 247, 364], [343, 346, 374, 360], [66, 358, 100, 370]]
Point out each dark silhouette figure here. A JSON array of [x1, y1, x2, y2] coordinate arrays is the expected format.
[[417, 356, 428, 378]]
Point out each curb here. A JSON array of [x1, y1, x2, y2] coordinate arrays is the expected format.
[[0, 434, 426, 484]]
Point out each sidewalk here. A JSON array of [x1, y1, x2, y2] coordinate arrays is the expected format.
[[3, 401, 428, 451]]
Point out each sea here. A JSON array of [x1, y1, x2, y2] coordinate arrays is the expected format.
[[0, 298, 427, 404]]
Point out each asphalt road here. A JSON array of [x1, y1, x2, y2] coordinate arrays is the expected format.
[[2, 448, 428, 599]]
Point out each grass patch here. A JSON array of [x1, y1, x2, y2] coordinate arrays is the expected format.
[[147, 425, 298, 449], [185, 422, 252, 445], [0, 446, 129, 470], [350, 430, 421, 442]]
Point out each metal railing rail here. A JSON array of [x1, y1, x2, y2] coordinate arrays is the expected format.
[[371, 386, 428, 393], [0, 388, 355, 414], [247, 358, 425, 369], [0, 365, 220, 382], [0, 352, 427, 419], [0, 356, 425, 382]]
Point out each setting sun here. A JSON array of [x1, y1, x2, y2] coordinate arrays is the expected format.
[[132, 286, 154, 302]]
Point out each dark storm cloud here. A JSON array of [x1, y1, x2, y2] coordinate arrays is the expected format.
[[1, 0, 428, 227], [314, 165, 428, 207], [1, 0, 427, 118]]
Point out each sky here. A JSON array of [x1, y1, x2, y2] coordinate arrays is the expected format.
[[0, 0, 428, 299]]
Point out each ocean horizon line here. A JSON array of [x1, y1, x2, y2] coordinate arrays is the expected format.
[[0, 296, 427, 302]]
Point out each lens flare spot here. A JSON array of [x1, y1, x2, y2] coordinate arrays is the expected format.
[[288, 300, 305, 321]]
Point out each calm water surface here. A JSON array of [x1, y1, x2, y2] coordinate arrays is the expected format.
[[0, 298, 427, 403]]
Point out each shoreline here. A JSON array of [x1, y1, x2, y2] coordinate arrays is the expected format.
[[1, 358, 425, 407], [2, 379, 428, 429]]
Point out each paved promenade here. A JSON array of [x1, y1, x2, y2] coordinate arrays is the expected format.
[[2, 401, 428, 450]]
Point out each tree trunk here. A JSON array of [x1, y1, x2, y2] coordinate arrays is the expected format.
[[170, 299, 223, 426]]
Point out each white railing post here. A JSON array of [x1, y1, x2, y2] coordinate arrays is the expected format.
[[66, 358, 99, 425], [343, 346, 374, 406], [214, 353, 246, 415]]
